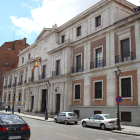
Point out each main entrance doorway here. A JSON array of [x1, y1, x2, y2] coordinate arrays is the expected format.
[[41, 89, 47, 113], [31, 96, 34, 112], [56, 94, 60, 114]]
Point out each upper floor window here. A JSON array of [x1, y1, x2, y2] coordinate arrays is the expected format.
[[22, 57, 24, 63], [8, 94, 10, 101], [75, 84, 81, 99], [121, 77, 131, 97], [18, 93, 21, 101], [5, 62, 9, 66], [61, 35, 65, 44], [19, 42, 21, 45], [5, 80, 7, 86], [42, 65, 46, 78], [20, 75, 23, 82], [28, 54, 31, 60], [95, 82, 102, 98], [76, 55, 82, 72], [96, 48, 102, 68], [96, 15, 101, 27], [121, 38, 131, 62], [56, 60, 60, 76], [4, 95, 6, 102], [77, 26, 81, 37]]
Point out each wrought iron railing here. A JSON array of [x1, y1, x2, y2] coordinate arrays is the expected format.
[[12, 83, 16, 87], [24, 80, 27, 84], [28, 77, 35, 82], [8, 85, 11, 88], [4, 86, 7, 89], [52, 70, 61, 77], [39, 74, 46, 80], [90, 60, 105, 69], [18, 81, 23, 86], [71, 65, 83, 74], [115, 52, 134, 63]]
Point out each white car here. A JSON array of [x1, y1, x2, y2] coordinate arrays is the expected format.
[[81, 114, 121, 130], [54, 112, 78, 125]]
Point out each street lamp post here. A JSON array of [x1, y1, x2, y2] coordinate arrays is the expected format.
[[12, 87, 16, 114], [115, 67, 121, 131], [45, 81, 51, 120]]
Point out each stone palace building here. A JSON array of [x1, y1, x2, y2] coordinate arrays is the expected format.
[[2, 0, 140, 126]]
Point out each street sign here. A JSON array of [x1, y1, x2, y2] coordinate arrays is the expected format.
[[116, 96, 122, 103]]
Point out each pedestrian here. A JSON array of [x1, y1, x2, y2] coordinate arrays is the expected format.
[[18, 105, 21, 114], [5, 105, 8, 112]]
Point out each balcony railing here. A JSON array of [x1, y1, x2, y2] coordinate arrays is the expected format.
[[39, 74, 46, 80], [28, 77, 35, 83], [18, 81, 23, 86], [71, 65, 83, 74], [8, 85, 11, 88], [52, 70, 61, 77], [4, 86, 7, 89], [12, 83, 16, 87], [24, 80, 27, 84], [90, 60, 105, 69], [115, 52, 134, 63]]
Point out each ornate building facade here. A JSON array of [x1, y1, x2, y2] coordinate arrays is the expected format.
[[2, 0, 140, 126]]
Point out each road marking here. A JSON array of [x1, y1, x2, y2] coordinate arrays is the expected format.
[[57, 133, 79, 139]]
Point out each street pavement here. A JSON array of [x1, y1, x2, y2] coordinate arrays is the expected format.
[[0, 110, 140, 137]]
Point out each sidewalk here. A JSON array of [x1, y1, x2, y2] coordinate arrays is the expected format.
[[0, 110, 140, 136], [0, 110, 54, 122]]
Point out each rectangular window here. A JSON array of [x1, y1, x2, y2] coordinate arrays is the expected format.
[[121, 78, 131, 97], [76, 55, 81, 72], [22, 57, 24, 63], [42, 65, 46, 78], [77, 26, 81, 36], [121, 38, 130, 62], [4, 95, 6, 101], [28, 54, 30, 60], [10, 79, 12, 86], [74, 110, 80, 118], [61, 35, 65, 44], [56, 60, 60, 76], [94, 111, 102, 115], [5, 62, 9, 66], [95, 82, 102, 98], [20, 75, 23, 82], [8, 94, 10, 101], [96, 48, 102, 68], [121, 112, 131, 122], [75, 84, 80, 99], [96, 15, 101, 27], [18, 93, 21, 101]]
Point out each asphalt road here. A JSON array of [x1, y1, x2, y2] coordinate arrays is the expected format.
[[21, 117, 140, 140]]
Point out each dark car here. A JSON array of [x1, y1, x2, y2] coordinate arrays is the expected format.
[[0, 114, 30, 140]]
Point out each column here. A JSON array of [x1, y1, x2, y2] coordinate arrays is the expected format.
[[60, 82, 65, 112], [49, 83, 53, 114], [25, 87, 29, 111], [21, 88, 24, 105], [84, 76, 90, 106]]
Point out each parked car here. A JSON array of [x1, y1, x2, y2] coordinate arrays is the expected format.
[[54, 112, 78, 125], [81, 114, 121, 130], [0, 114, 30, 140]]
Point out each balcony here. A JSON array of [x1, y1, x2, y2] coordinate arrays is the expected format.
[[115, 52, 134, 63], [28, 77, 35, 83], [12, 83, 16, 87], [39, 74, 46, 80], [4, 86, 7, 89], [71, 65, 83, 74], [90, 60, 105, 69], [52, 70, 61, 77], [18, 81, 23, 86], [8, 85, 11, 88]]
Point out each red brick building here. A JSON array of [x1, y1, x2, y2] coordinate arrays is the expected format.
[[0, 38, 29, 101]]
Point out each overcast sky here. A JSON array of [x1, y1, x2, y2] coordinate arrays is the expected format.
[[0, 0, 139, 46]]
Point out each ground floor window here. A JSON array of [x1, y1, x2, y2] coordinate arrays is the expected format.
[[121, 112, 131, 122], [74, 110, 80, 118], [94, 111, 102, 115]]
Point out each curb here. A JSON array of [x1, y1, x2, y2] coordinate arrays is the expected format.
[[112, 130, 140, 136]]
